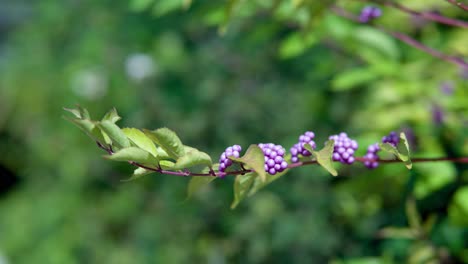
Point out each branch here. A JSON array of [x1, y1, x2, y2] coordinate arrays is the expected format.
[[96, 142, 468, 178], [446, 0, 468, 11], [330, 6, 468, 69], [381, 1, 468, 28]]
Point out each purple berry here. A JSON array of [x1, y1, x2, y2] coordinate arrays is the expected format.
[[382, 131, 399, 147], [259, 143, 287, 175], [329, 132, 359, 165], [359, 6, 382, 23], [290, 131, 317, 163], [218, 144, 242, 177]]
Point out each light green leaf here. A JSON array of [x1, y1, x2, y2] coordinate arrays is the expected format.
[[122, 167, 154, 182], [305, 140, 338, 176], [173, 147, 212, 170], [332, 67, 378, 91], [231, 172, 256, 209], [354, 27, 399, 60], [98, 120, 130, 148], [144, 128, 185, 159], [160, 160, 175, 169], [279, 32, 318, 59], [122, 128, 158, 157], [378, 132, 412, 169], [106, 147, 159, 165], [101, 108, 121, 123], [64, 116, 106, 144], [229, 144, 267, 182], [63, 107, 83, 119], [186, 176, 216, 200], [130, 0, 154, 12]]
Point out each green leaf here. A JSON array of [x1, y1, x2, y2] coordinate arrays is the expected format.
[[186, 176, 216, 200], [378, 132, 412, 169], [231, 172, 256, 209], [354, 27, 400, 60], [63, 107, 83, 119], [406, 197, 422, 230], [332, 67, 378, 91], [98, 120, 131, 148], [448, 186, 468, 226], [101, 108, 121, 123], [378, 227, 418, 239], [143, 128, 185, 159], [160, 160, 175, 169], [64, 105, 91, 119], [279, 32, 318, 59], [122, 167, 154, 182], [173, 147, 212, 170], [305, 140, 338, 176], [64, 116, 106, 144], [229, 144, 267, 182], [106, 147, 159, 165], [130, 0, 154, 12], [248, 168, 288, 197], [122, 128, 158, 157]]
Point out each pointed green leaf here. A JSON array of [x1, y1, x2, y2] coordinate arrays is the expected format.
[[173, 147, 212, 170], [378, 132, 412, 169], [229, 144, 267, 182], [98, 120, 130, 148], [122, 167, 154, 182], [231, 172, 256, 209], [106, 147, 159, 165], [63, 107, 83, 119], [64, 105, 90, 119], [306, 140, 338, 176], [122, 128, 158, 157], [101, 108, 121, 123], [63, 105, 91, 119], [186, 176, 216, 200], [64, 116, 106, 143], [143, 128, 185, 159]]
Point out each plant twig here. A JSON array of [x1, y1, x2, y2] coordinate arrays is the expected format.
[[330, 5, 468, 69], [446, 0, 468, 11]]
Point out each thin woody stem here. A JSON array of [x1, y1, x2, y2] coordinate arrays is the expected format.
[[446, 0, 468, 11], [356, 0, 468, 28]]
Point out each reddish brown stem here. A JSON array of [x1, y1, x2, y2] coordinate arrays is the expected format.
[[330, 6, 468, 69], [446, 0, 468, 11]]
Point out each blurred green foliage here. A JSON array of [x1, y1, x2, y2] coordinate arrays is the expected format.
[[0, 0, 467, 263]]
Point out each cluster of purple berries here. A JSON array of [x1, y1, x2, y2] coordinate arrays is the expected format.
[[382, 131, 399, 147], [363, 131, 400, 169], [218, 144, 242, 173], [258, 143, 288, 175], [363, 143, 380, 169], [359, 6, 382, 23], [290, 131, 316, 163], [329, 133, 359, 164]]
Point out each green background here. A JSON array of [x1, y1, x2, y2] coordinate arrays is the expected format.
[[0, 0, 467, 263]]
